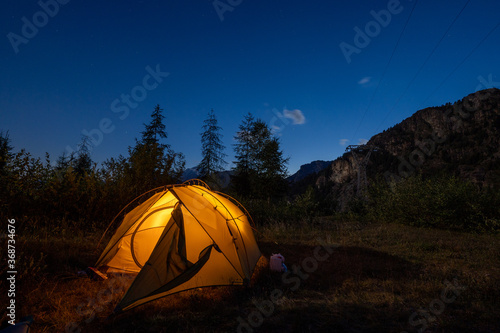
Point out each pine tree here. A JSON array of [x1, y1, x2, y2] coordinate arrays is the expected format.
[[141, 104, 167, 145], [127, 105, 184, 195], [249, 119, 272, 172], [74, 135, 93, 176], [55, 151, 74, 173], [258, 136, 289, 198], [0, 131, 14, 215], [198, 109, 227, 181], [0, 131, 13, 176], [232, 115, 288, 198], [232, 113, 255, 196]]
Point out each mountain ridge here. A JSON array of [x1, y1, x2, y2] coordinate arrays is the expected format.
[[307, 88, 500, 210], [287, 160, 332, 183]]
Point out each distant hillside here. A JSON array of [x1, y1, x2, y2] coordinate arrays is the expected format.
[[181, 167, 200, 182], [287, 160, 332, 183], [310, 88, 500, 211], [181, 167, 233, 189]]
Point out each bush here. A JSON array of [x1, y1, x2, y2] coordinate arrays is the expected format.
[[235, 185, 322, 227], [367, 174, 500, 233]]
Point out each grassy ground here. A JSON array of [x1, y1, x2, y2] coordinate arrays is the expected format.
[[1, 219, 499, 332]]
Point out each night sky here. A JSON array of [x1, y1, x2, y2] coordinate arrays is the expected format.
[[1, 0, 499, 174]]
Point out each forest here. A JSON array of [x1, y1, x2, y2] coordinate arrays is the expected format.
[[2, 104, 498, 233]]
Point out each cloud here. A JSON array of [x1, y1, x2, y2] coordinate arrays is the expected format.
[[269, 108, 306, 134], [270, 124, 282, 132], [358, 138, 368, 144], [283, 108, 305, 125], [339, 139, 350, 146], [358, 77, 371, 85]]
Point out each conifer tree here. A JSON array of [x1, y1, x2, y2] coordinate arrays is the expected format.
[[74, 135, 93, 176], [0, 131, 13, 176], [232, 113, 255, 196], [198, 109, 227, 181], [232, 115, 288, 198], [127, 105, 184, 195], [0, 131, 13, 215], [258, 135, 289, 197], [141, 104, 167, 145]]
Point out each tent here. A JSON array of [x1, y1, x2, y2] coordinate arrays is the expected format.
[[95, 180, 261, 313]]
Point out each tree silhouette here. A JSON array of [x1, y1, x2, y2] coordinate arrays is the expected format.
[[141, 104, 167, 145], [127, 105, 184, 195], [0, 131, 13, 176], [232, 115, 288, 198], [74, 135, 93, 176], [232, 113, 255, 196], [198, 109, 227, 181]]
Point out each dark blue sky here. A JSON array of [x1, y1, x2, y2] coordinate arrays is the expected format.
[[1, 0, 499, 174]]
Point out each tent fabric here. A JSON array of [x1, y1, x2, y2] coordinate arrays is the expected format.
[[95, 181, 261, 312]]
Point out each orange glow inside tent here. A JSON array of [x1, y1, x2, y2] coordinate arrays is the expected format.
[[95, 180, 261, 312]]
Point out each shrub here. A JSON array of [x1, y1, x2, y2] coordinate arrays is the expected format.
[[367, 174, 500, 233]]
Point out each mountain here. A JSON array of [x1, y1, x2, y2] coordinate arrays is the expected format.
[[181, 167, 234, 189], [287, 160, 332, 183], [181, 167, 200, 182], [311, 88, 500, 211]]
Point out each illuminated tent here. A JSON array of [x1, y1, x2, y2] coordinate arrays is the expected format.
[[95, 180, 261, 312]]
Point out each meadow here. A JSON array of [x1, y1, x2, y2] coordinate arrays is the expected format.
[[5, 217, 499, 332]]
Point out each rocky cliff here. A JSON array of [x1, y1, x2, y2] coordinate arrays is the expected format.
[[311, 88, 500, 211]]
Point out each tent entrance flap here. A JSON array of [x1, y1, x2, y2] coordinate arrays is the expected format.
[[116, 204, 216, 311], [130, 206, 176, 269]]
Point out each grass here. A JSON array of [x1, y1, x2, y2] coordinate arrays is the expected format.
[[2, 218, 499, 332]]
